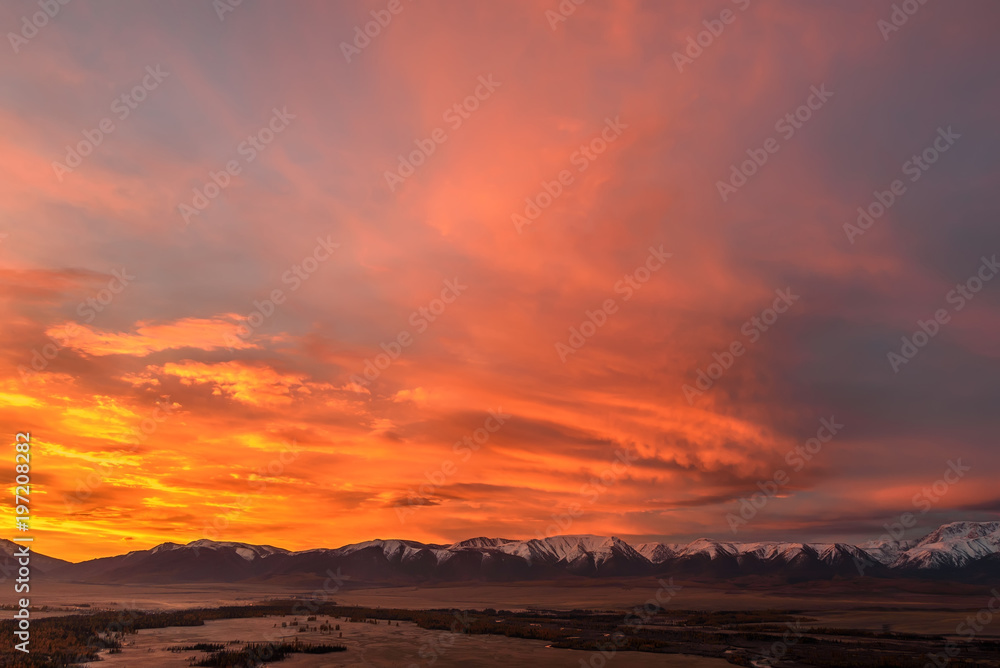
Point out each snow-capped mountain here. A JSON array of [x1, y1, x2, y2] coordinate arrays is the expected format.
[[675, 537, 739, 559], [492, 535, 647, 572], [450, 537, 518, 550], [37, 521, 1000, 585], [298, 535, 650, 577], [150, 539, 289, 561], [860, 538, 920, 565], [635, 542, 681, 564], [333, 538, 446, 563], [891, 521, 1000, 570]]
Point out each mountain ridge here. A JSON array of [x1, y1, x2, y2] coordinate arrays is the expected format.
[[23, 520, 1000, 585]]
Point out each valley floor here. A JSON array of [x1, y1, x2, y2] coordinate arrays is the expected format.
[[9, 577, 1000, 667], [23, 575, 1000, 631], [91, 615, 729, 667]]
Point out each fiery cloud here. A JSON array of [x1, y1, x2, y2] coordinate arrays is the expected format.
[[0, 1, 997, 561]]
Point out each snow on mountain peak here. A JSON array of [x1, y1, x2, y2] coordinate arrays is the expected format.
[[148, 542, 184, 555], [860, 538, 919, 565], [736, 542, 810, 561], [449, 537, 517, 550], [894, 521, 1000, 569], [156, 540, 291, 561], [337, 539, 427, 562], [487, 535, 624, 565], [917, 521, 1000, 547], [132, 521, 1000, 573], [677, 538, 738, 559], [635, 542, 681, 563]]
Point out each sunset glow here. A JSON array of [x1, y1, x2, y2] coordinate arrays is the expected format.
[[2, 0, 998, 563]]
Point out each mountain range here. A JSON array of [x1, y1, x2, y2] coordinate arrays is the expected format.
[[7, 521, 999, 585]]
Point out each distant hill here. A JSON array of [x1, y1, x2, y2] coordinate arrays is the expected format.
[[0, 539, 72, 582]]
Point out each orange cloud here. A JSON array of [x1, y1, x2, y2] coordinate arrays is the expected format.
[[158, 361, 327, 407], [49, 315, 259, 356]]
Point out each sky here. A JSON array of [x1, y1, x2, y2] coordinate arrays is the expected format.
[[1, 0, 998, 562]]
